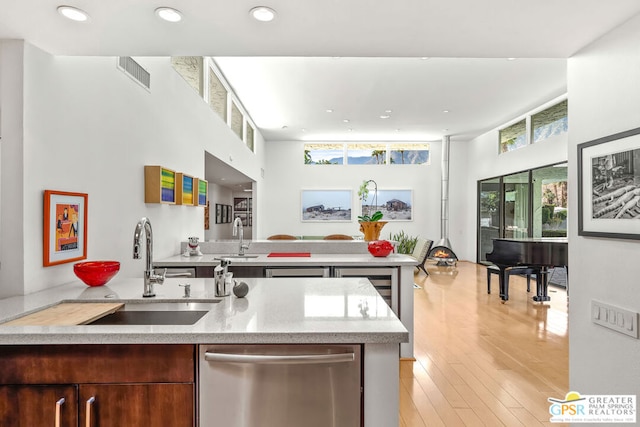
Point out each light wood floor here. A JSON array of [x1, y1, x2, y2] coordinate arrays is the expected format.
[[400, 261, 569, 427]]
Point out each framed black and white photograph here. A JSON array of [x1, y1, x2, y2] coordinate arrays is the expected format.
[[233, 197, 252, 227], [301, 190, 352, 222], [215, 203, 222, 224], [361, 189, 413, 221], [222, 205, 230, 223], [578, 126, 640, 239]]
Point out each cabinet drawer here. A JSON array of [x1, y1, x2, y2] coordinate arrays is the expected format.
[[0, 385, 78, 427], [79, 383, 194, 426], [0, 344, 195, 384]]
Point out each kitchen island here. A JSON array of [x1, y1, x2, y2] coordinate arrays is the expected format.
[[155, 239, 418, 358], [0, 276, 407, 426]]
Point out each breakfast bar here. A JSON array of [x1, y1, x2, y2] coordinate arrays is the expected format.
[[0, 276, 407, 427]]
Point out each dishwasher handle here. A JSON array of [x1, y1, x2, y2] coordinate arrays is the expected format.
[[204, 351, 354, 365]]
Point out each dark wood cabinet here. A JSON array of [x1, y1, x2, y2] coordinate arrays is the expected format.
[[0, 344, 196, 426], [0, 385, 78, 427], [79, 384, 194, 427]]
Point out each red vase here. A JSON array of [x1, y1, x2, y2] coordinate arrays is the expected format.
[[368, 240, 394, 257]]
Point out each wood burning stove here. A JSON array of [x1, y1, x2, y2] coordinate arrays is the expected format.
[[428, 135, 458, 267], [428, 240, 458, 266]]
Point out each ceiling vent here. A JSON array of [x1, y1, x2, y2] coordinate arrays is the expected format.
[[117, 57, 151, 91]]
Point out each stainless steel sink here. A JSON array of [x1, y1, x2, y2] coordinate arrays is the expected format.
[[214, 255, 259, 259], [87, 300, 220, 326]]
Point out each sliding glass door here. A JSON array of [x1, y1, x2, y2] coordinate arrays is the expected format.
[[477, 162, 567, 263], [478, 178, 500, 263], [503, 171, 530, 238], [532, 163, 568, 238]]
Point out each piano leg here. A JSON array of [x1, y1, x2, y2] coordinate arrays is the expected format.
[[532, 267, 551, 302], [497, 266, 509, 302]]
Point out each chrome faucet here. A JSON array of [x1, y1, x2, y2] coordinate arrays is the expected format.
[[133, 217, 165, 297], [232, 217, 250, 256]]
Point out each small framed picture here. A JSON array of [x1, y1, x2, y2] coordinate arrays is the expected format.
[[43, 190, 88, 267], [223, 205, 230, 223], [215, 204, 222, 224]]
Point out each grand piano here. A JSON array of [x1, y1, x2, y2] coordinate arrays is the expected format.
[[485, 237, 568, 302]]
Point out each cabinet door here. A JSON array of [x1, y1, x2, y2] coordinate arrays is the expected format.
[[0, 385, 78, 427], [80, 383, 194, 427]]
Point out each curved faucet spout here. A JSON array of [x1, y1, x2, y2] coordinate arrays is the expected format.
[[133, 217, 164, 297], [133, 217, 152, 264], [232, 217, 249, 256]]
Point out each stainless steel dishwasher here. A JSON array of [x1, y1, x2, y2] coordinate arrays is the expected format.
[[199, 344, 362, 426]]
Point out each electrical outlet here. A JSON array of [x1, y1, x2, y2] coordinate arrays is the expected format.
[[592, 300, 638, 338]]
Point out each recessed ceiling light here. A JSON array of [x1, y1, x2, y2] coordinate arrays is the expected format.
[[57, 5, 90, 22], [155, 7, 182, 22], [443, 110, 450, 113], [325, 109, 333, 113], [343, 119, 350, 123], [250, 6, 276, 22], [379, 115, 390, 119]]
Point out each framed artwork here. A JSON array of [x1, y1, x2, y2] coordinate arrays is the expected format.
[[234, 197, 252, 227], [234, 197, 250, 211], [361, 189, 413, 221], [176, 173, 194, 205], [215, 203, 222, 224], [43, 190, 88, 267], [223, 205, 230, 223], [204, 201, 210, 230], [236, 212, 248, 226], [196, 179, 208, 207], [301, 190, 352, 222], [578, 126, 640, 239]]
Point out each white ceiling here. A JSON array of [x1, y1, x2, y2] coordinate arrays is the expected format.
[[1, 0, 639, 145], [214, 56, 567, 142]]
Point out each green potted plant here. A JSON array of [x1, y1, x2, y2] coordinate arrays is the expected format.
[[357, 180, 387, 241], [389, 230, 418, 254]]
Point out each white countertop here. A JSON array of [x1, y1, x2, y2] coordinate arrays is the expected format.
[[0, 276, 408, 346], [155, 253, 417, 267]]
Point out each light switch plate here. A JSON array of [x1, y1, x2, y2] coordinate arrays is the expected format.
[[592, 300, 638, 339]]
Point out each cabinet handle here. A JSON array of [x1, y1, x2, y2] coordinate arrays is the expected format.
[[85, 396, 96, 427], [55, 398, 65, 427]]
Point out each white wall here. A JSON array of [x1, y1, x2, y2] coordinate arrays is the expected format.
[[262, 140, 443, 248], [0, 40, 26, 297], [0, 43, 266, 297], [568, 14, 640, 400]]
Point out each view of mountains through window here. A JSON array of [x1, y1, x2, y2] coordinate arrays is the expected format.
[[304, 143, 429, 165]]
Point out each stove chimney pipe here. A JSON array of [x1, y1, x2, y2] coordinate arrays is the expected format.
[[437, 135, 452, 249]]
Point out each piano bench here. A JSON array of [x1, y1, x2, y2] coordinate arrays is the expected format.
[[487, 265, 535, 294]]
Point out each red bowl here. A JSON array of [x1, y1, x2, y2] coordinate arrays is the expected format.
[[368, 240, 394, 257], [73, 261, 120, 286]]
